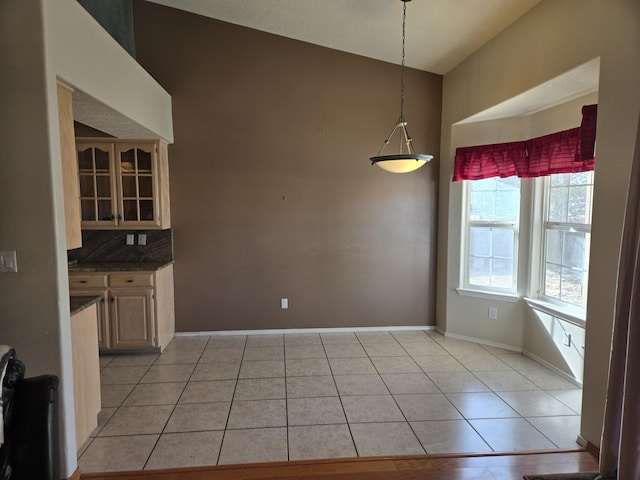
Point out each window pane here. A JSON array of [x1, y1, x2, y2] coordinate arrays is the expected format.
[[492, 258, 514, 288], [494, 191, 519, 221], [469, 227, 491, 256], [139, 175, 153, 197], [79, 175, 94, 197], [97, 200, 112, 221], [544, 264, 562, 300], [469, 177, 520, 222], [469, 257, 490, 286], [492, 228, 514, 257], [78, 149, 93, 171], [121, 175, 137, 197], [466, 177, 520, 292], [94, 149, 110, 172], [469, 191, 495, 220], [120, 149, 135, 172], [548, 186, 568, 222], [139, 200, 154, 221], [550, 174, 570, 187], [545, 230, 563, 265], [81, 200, 95, 221], [570, 172, 590, 185], [563, 232, 587, 269], [560, 266, 586, 307], [122, 200, 138, 221], [567, 186, 588, 223], [95, 175, 111, 197], [544, 230, 589, 300], [137, 150, 152, 172], [468, 226, 515, 289], [470, 177, 496, 192], [543, 171, 593, 309]]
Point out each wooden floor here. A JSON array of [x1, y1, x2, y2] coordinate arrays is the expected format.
[[80, 450, 599, 480]]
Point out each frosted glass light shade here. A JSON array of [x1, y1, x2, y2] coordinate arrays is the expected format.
[[370, 154, 433, 173]]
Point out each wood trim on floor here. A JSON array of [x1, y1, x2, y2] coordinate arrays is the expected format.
[[80, 449, 599, 480], [585, 441, 600, 460], [68, 467, 82, 480]]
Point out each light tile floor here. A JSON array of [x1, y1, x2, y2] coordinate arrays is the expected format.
[[78, 330, 583, 473]]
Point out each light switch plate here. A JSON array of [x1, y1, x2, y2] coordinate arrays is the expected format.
[[126, 234, 135, 245], [0, 251, 18, 273], [281, 298, 288, 309]]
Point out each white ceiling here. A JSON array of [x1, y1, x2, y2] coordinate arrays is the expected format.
[[145, 0, 542, 75]]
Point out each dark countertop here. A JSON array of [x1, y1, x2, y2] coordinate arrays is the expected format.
[[68, 261, 173, 273], [70, 295, 101, 316]]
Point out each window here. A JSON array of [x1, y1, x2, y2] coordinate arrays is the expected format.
[[541, 171, 594, 308], [464, 176, 521, 292]]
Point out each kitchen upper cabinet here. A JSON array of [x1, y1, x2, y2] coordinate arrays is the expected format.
[[76, 138, 171, 229], [57, 82, 82, 249]]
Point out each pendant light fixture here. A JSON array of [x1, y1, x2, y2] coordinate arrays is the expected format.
[[370, 0, 433, 173]]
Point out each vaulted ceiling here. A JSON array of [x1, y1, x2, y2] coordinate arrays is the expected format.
[[146, 0, 541, 75]]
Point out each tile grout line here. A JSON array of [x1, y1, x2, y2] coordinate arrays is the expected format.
[[86, 331, 584, 472], [216, 334, 248, 466]]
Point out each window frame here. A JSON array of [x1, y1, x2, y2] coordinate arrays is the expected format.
[[538, 172, 594, 310], [462, 177, 521, 295]]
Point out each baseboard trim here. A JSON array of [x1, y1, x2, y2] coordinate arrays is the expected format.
[[585, 440, 600, 460], [522, 349, 583, 387], [438, 330, 522, 353], [177, 326, 436, 337]]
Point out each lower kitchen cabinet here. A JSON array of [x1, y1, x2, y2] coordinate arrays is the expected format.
[[110, 287, 155, 350], [69, 265, 175, 352]]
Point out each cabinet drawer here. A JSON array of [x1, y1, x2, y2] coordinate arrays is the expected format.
[[108, 273, 153, 288], [69, 275, 107, 289]]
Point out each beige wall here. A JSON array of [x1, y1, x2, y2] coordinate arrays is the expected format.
[[132, 2, 442, 333], [438, 0, 640, 447]]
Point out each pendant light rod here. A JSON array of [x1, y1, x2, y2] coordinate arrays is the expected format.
[[370, 0, 433, 174], [399, 0, 408, 122]]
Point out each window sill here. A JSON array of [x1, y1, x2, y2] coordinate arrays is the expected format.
[[524, 297, 586, 328], [456, 288, 520, 303]]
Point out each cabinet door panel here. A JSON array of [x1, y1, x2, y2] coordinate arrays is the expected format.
[[76, 139, 169, 230], [96, 294, 110, 350], [115, 143, 159, 227], [76, 142, 117, 227], [110, 289, 154, 349]]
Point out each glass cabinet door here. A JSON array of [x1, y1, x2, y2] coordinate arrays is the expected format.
[[116, 144, 158, 226], [77, 143, 117, 226]]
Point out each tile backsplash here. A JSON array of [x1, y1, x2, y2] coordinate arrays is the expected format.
[[68, 229, 173, 264]]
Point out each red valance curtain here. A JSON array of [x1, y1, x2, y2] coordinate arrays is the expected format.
[[453, 104, 597, 181]]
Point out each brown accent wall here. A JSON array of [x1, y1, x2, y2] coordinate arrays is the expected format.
[[133, 1, 442, 332]]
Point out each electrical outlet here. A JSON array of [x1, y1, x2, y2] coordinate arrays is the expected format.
[[281, 298, 288, 309], [138, 234, 147, 246], [563, 331, 572, 347], [488, 307, 498, 320], [0, 251, 18, 273]]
